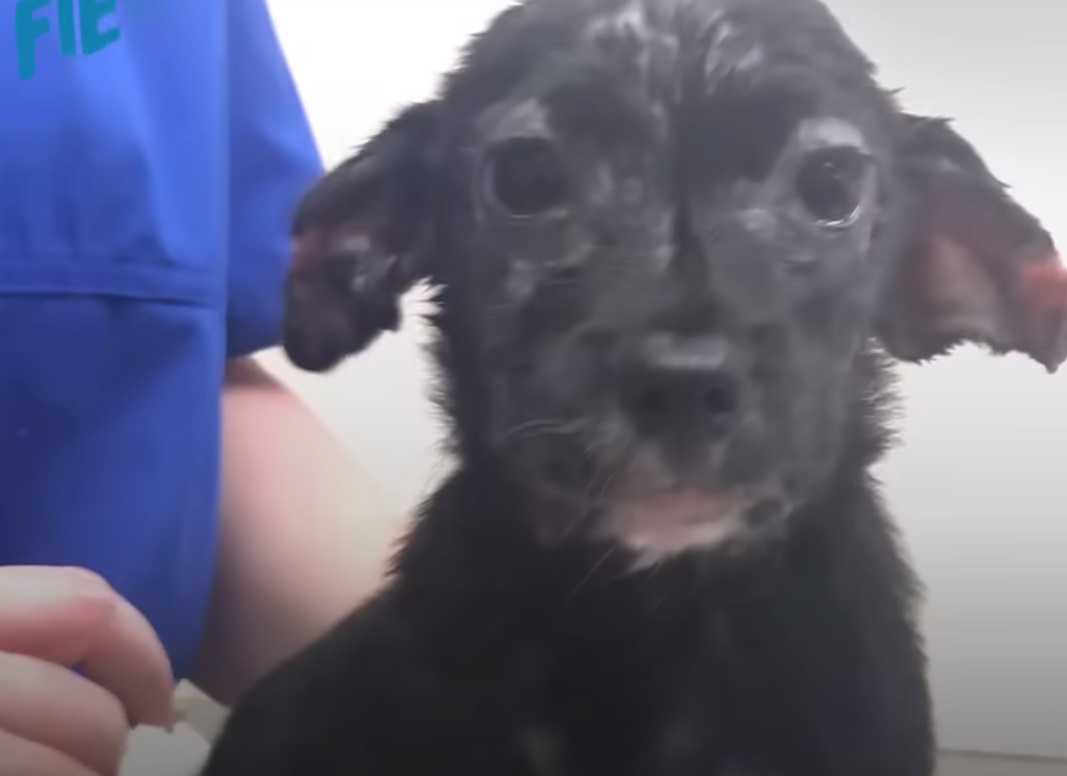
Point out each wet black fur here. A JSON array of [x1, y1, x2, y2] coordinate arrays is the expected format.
[[201, 0, 1063, 774]]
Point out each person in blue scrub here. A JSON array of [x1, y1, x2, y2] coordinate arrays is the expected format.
[[0, 1, 401, 773]]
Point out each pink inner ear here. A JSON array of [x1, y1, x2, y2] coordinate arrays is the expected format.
[[899, 227, 1067, 370], [291, 228, 328, 274], [911, 232, 1013, 350], [291, 226, 373, 275], [1020, 254, 1067, 369], [1021, 256, 1067, 318], [925, 234, 1001, 320]]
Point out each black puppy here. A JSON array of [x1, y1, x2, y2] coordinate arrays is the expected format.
[[203, 0, 1067, 774]]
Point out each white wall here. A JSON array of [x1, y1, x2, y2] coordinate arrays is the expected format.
[[263, 0, 1067, 759]]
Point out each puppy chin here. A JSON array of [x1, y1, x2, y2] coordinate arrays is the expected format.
[[596, 491, 751, 570]]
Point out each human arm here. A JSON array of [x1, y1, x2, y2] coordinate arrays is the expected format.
[[189, 357, 405, 706]]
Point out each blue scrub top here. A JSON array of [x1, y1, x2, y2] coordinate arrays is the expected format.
[[0, 0, 323, 679]]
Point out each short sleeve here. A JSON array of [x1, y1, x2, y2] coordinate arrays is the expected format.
[[225, 0, 323, 358]]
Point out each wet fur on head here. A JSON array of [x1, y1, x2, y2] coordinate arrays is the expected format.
[[204, 0, 1067, 774]]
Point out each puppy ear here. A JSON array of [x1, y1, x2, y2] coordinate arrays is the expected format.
[[284, 101, 442, 372], [876, 114, 1067, 372]]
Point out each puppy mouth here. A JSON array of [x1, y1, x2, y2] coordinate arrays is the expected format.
[[506, 409, 785, 546], [528, 451, 785, 558], [593, 488, 761, 561]]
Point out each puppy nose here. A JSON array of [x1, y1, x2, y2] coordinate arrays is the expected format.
[[619, 335, 740, 431]]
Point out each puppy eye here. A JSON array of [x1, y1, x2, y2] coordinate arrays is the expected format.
[[794, 146, 871, 226], [484, 137, 570, 217]]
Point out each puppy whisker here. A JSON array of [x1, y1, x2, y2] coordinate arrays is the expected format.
[[563, 545, 617, 606], [494, 418, 586, 446]]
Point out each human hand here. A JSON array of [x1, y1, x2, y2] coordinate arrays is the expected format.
[[0, 566, 174, 776]]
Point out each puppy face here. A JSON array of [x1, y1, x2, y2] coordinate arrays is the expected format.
[[285, 0, 1067, 562]]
